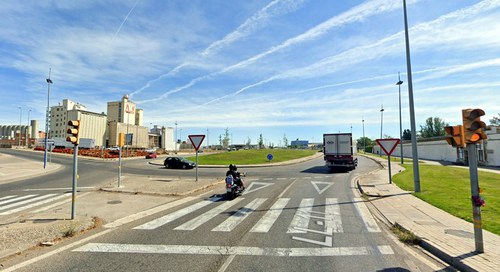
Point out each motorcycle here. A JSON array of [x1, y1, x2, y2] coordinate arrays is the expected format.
[[225, 172, 245, 200]]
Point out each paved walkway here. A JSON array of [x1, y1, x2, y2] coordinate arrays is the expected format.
[[358, 155, 500, 272]]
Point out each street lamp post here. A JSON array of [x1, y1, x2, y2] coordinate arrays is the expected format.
[[396, 73, 404, 164], [18, 107, 22, 147], [44, 69, 53, 169], [362, 118, 365, 152], [27, 109, 32, 146], [403, 0, 421, 192], [380, 105, 384, 139]]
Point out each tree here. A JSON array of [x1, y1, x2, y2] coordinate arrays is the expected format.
[[402, 129, 411, 140], [258, 134, 264, 149], [283, 134, 288, 148], [490, 113, 500, 126], [246, 137, 251, 148], [419, 117, 448, 138], [222, 128, 230, 148], [356, 137, 374, 150]]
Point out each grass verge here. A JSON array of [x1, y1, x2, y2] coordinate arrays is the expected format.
[[393, 164, 500, 235], [186, 149, 317, 165], [391, 223, 421, 244]]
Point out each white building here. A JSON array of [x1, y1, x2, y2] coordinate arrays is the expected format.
[[49, 99, 107, 147], [106, 95, 148, 148]]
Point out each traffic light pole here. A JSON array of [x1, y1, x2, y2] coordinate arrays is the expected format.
[[71, 144, 79, 220], [467, 143, 484, 253]]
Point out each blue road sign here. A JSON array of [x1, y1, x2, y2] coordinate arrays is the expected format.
[[267, 153, 274, 161]]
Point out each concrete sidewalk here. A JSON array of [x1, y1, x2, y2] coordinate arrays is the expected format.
[[357, 155, 500, 272]]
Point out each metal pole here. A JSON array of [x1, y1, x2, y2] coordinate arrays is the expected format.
[[397, 72, 404, 164], [195, 151, 199, 181], [380, 105, 384, 139], [44, 68, 52, 169], [71, 144, 79, 220], [118, 147, 122, 187], [18, 107, 22, 147], [362, 118, 365, 152], [467, 144, 484, 252], [27, 109, 31, 146], [403, 0, 420, 192], [388, 155, 392, 184]]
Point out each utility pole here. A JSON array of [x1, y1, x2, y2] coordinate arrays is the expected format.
[[396, 72, 404, 164], [403, 0, 421, 192], [44, 68, 52, 169]]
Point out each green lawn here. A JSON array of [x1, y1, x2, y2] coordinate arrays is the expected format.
[[186, 149, 317, 165], [393, 164, 500, 235]]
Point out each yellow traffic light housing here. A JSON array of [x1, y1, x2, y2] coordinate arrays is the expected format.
[[66, 120, 80, 145], [444, 125, 465, 148], [118, 133, 125, 147], [462, 109, 487, 144]]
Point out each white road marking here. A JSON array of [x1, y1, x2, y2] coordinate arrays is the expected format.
[[292, 233, 333, 247], [287, 198, 314, 233], [134, 197, 221, 230], [0, 195, 17, 201], [325, 198, 343, 233], [105, 197, 197, 228], [22, 187, 95, 191], [243, 182, 273, 195], [276, 178, 287, 180], [311, 181, 334, 195], [73, 243, 394, 257], [263, 178, 273, 181], [174, 198, 244, 231], [0, 194, 37, 205], [353, 197, 381, 232], [0, 193, 71, 215], [32, 192, 91, 213], [0, 194, 56, 212], [250, 198, 290, 233], [212, 198, 267, 232], [2, 229, 114, 272]]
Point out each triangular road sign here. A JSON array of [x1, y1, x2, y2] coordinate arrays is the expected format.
[[188, 135, 205, 151], [243, 182, 273, 195], [311, 181, 334, 195], [375, 138, 401, 156]]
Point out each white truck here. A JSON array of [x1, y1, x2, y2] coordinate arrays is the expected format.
[[323, 133, 358, 170]]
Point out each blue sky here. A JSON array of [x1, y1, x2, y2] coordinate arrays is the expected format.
[[1, 0, 499, 146]]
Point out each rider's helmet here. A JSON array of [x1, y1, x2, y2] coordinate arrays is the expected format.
[[229, 164, 237, 171]]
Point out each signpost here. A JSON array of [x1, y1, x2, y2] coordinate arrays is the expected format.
[[376, 138, 401, 184], [188, 135, 205, 181]]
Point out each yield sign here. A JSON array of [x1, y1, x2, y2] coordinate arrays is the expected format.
[[375, 138, 401, 156], [311, 181, 334, 195], [188, 135, 205, 151]]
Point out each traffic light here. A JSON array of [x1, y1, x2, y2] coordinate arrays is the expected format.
[[66, 120, 80, 145], [444, 125, 465, 148], [118, 133, 125, 147], [462, 109, 487, 144]]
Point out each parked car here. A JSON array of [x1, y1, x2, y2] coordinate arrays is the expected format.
[[145, 152, 157, 159], [163, 157, 196, 169]]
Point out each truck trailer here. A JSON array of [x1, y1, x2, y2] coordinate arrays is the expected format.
[[323, 133, 357, 170]]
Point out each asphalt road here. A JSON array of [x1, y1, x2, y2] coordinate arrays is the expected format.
[[4, 152, 443, 272]]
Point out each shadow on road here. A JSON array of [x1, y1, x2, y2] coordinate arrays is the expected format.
[[301, 166, 351, 174]]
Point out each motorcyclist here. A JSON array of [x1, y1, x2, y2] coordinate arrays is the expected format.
[[226, 164, 245, 190]]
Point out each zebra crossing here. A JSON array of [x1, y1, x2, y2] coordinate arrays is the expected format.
[[132, 196, 380, 237], [0, 193, 71, 216]]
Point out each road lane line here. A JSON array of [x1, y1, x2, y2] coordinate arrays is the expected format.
[[174, 198, 244, 231], [134, 197, 222, 230], [250, 198, 290, 233], [0, 193, 71, 215], [2, 229, 114, 272], [287, 198, 314, 233], [0, 194, 56, 212], [212, 198, 267, 232], [32, 192, 91, 213], [0, 194, 37, 206], [353, 197, 381, 232], [0, 195, 17, 201], [73, 243, 394, 256], [105, 197, 197, 228], [325, 198, 343, 233], [22, 187, 96, 191]]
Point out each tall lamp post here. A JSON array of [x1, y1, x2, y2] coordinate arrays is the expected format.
[[403, 0, 420, 192], [18, 107, 22, 147], [380, 105, 384, 139], [44, 69, 53, 169], [27, 109, 32, 146], [396, 73, 404, 164], [362, 117, 365, 152]]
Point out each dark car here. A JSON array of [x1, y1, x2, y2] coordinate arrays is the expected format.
[[163, 157, 196, 169]]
